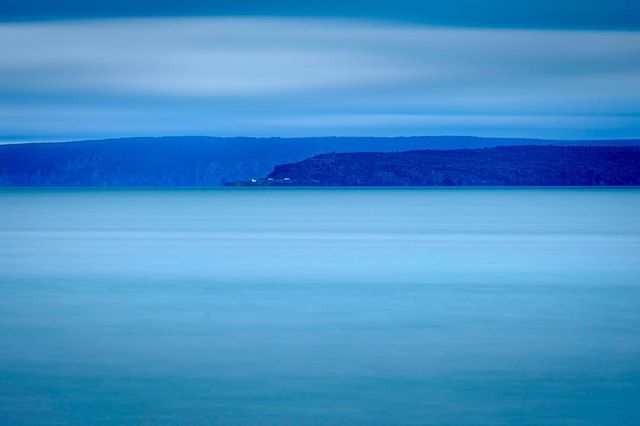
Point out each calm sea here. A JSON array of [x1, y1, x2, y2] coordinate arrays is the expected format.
[[1, 188, 639, 425]]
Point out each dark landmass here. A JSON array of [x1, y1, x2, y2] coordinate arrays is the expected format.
[[255, 146, 640, 186], [1, 136, 639, 186]]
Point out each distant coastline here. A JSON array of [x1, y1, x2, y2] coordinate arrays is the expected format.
[[1, 136, 640, 187], [229, 146, 640, 187]]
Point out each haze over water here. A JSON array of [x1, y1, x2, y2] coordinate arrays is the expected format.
[[1, 188, 639, 425]]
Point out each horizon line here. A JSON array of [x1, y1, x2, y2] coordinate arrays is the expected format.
[[3, 134, 640, 146]]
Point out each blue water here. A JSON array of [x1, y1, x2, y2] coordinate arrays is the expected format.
[[1, 188, 639, 425]]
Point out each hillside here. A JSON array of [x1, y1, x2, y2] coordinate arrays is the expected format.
[[264, 146, 640, 186], [1, 136, 639, 186]]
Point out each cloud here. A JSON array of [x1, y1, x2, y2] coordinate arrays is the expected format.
[[0, 18, 414, 96], [0, 17, 639, 141]]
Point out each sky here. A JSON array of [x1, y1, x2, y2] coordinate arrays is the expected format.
[[0, 1, 639, 142]]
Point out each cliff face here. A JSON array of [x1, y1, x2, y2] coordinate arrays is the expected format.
[[267, 146, 640, 186], [1, 136, 639, 186]]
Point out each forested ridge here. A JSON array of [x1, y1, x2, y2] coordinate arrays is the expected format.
[[265, 146, 640, 186]]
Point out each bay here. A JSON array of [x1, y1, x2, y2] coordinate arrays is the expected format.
[[1, 188, 639, 425]]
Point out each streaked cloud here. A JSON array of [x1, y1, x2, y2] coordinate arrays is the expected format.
[[0, 17, 639, 142]]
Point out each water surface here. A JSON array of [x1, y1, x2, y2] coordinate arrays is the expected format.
[[1, 188, 639, 425]]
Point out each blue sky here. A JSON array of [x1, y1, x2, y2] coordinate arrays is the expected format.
[[3, 0, 639, 29], [0, 1, 639, 142]]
